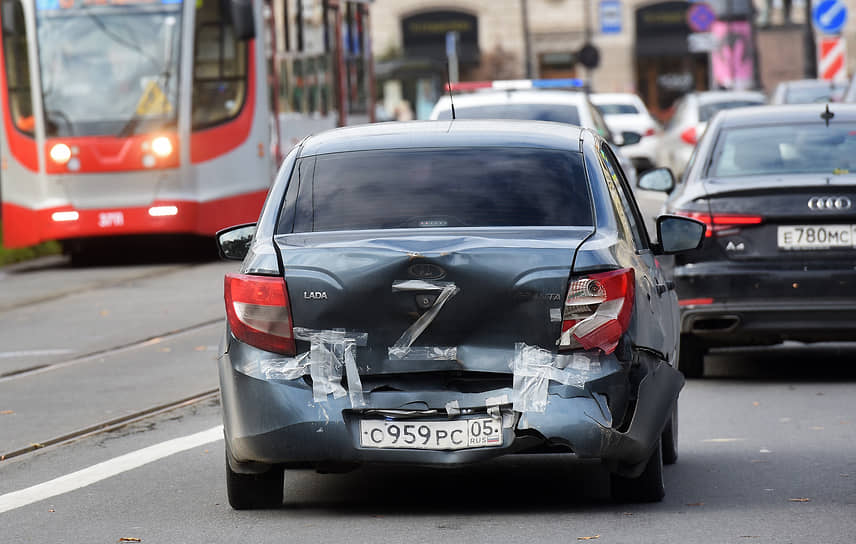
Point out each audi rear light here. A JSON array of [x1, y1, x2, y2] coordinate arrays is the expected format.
[[559, 268, 635, 355], [676, 211, 762, 238], [225, 273, 295, 355], [679, 298, 714, 307], [680, 127, 697, 145]]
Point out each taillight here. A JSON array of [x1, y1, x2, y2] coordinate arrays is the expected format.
[[224, 273, 295, 355], [679, 298, 714, 307], [559, 268, 635, 355], [644, 127, 656, 137], [676, 211, 763, 238], [680, 127, 697, 145]]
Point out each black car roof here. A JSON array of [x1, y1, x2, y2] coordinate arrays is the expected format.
[[717, 103, 856, 127], [298, 120, 586, 156]]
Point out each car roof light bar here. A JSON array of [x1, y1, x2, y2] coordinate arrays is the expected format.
[[445, 78, 586, 92]]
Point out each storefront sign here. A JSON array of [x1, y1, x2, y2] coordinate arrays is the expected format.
[[402, 11, 479, 63]]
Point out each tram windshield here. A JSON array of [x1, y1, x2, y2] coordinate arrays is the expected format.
[[36, 0, 182, 137]]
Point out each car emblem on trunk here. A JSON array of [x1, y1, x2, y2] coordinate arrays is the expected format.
[[808, 197, 851, 210], [408, 263, 446, 280]]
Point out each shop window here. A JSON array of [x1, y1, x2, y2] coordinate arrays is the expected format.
[[1, 0, 33, 135], [192, 0, 248, 129]]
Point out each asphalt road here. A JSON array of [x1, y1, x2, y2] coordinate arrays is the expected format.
[[1, 254, 854, 543]]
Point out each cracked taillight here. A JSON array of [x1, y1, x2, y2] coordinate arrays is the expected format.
[[225, 273, 295, 355], [559, 268, 635, 354]]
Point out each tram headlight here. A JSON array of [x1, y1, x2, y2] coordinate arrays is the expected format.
[[151, 136, 173, 158], [49, 143, 72, 164]]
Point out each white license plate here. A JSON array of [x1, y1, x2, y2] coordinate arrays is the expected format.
[[360, 418, 502, 450], [777, 225, 856, 250]]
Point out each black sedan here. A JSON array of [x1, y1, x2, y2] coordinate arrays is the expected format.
[[641, 104, 856, 378], [216, 120, 704, 508]]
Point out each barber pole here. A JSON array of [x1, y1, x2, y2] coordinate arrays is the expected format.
[[818, 36, 847, 81]]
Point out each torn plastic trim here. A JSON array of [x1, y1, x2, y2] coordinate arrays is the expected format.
[[511, 342, 602, 414], [360, 398, 516, 429], [388, 346, 458, 360]]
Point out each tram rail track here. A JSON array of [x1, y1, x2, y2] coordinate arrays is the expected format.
[[0, 389, 220, 462], [0, 257, 198, 314], [0, 318, 223, 382]]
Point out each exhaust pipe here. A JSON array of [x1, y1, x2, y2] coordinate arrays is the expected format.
[[690, 315, 740, 334]]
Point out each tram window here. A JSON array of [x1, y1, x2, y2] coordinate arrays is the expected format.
[[192, 0, 249, 129], [1, 0, 33, 135]]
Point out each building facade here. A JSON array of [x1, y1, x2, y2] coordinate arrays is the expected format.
[[370, 0, 856, 118]]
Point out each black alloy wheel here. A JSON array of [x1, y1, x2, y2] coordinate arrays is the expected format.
[[678, 334, 705, 379]]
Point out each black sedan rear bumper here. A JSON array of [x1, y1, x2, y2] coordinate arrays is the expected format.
[[675, 261, 856, 344]]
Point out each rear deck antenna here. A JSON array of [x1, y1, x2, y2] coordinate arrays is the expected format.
[[821, 104, 834, 127], [445, 62, 456, 120]]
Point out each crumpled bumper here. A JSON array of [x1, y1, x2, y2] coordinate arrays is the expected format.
[[220, 337, 683, 474]]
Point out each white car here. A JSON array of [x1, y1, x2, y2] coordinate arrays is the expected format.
[[430, 81, 637, 186], [590, 92, 661, 173], [770, 79, 847, 104], [657, 90, 766, 178]]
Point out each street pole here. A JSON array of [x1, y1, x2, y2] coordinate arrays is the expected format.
[[521, 0, 533, 78], [446, 31, 459, 84], [804, 0, 817, 77], [584, 0, 592, 81]]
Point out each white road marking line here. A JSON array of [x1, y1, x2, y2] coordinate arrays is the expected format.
[[0, 425, 223, 514], [0, 349, 74, 359]]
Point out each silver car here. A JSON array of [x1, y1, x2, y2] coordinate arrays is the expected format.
[[657, 90, 766, 178]]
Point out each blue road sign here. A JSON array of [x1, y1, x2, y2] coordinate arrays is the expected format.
[[813, 0, 848, 35], [687, 3, 716, 33], [600, 0, 622, 34]]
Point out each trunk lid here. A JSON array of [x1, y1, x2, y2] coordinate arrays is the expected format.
[[701, 175, 856, 262], [275, 228, 592, 375]]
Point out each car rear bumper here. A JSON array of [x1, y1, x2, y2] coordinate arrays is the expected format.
[[676, 262, 856, 343], [219, 340, 683, 475]]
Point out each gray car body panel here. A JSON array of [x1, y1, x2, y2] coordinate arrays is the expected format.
[[220, 120, 683, 477]]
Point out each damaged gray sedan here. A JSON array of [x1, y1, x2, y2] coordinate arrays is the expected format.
[[216, 120, 705, 509]]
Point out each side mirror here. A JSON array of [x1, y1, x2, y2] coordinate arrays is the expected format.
[[221, 0, 256, 40], [621, 131, 642, 146], [638, 167, 675, 193], [217, 223, 256, 261], [655, 215, 705, 254]]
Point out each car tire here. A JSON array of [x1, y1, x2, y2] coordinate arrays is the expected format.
[[678, 334, 705, 379], [610, 442, 665, 503], [226, 454, 284, 510], [661, 401, 678, 465]]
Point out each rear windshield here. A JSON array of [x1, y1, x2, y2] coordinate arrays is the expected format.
[[785, 84, 845, 104], [709, 123, 856, 178], [434, 104, 581, 125], [280, 148, 592, 233], [699, 100, 764, 122], [595, 103, 639, 115]]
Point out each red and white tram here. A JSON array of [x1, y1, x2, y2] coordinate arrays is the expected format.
[[0, 0, 374, 254]]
